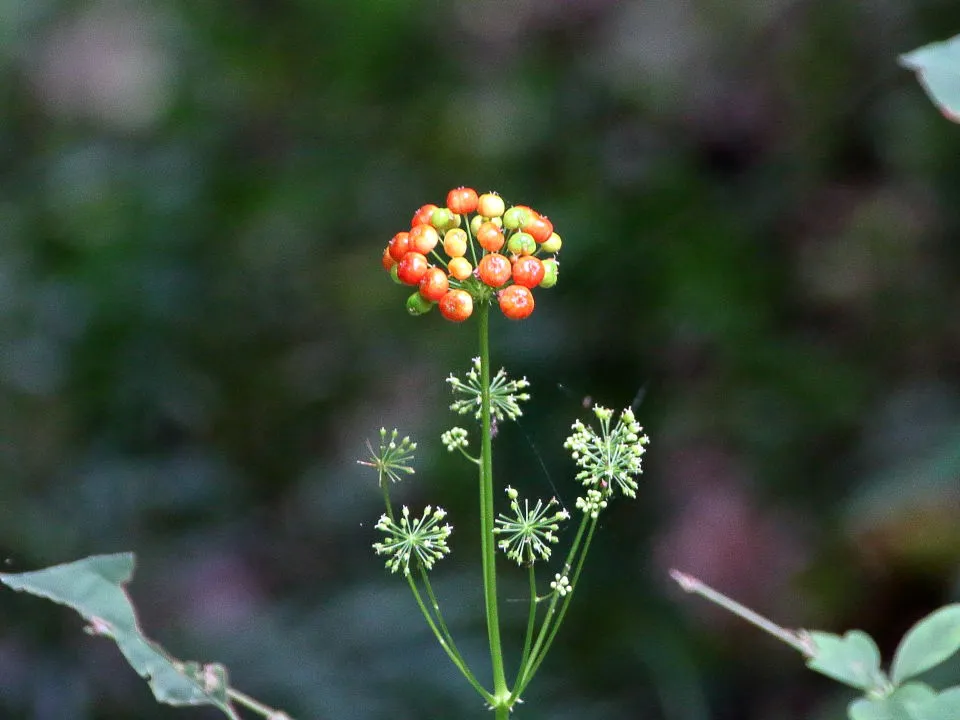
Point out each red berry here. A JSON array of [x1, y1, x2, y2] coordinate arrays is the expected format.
[[411, 203, 439, 227], [446, 187, 479, 215], [478, 253, 511, 288], [388, 231, 411, 262], [382, 246, 396, 271], [499, 284, 535, 320], [512, 256, 545, 288], [397, 252, 430, 285], [524, 214, 554, 244], [419, 267, 449, 302], [409, 224, 440, 254], [439, 289, 473, 322], [476, 222, 504, 252]]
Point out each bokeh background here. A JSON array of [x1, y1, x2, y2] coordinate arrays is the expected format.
[[2, 0, 960, 718]]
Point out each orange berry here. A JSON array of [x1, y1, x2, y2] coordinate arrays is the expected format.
[[439, 289, 473, 322], [409, 224, 440, 254], [382, 246, 396, 271], [447, 256, 473, 280], [512, 255, 545, 288], [499, 284, 535, 320], [477, 253, 511, 288], [524, 214, 554, 244], [476, 222, 504, 252], [443, 228, 468, 257]]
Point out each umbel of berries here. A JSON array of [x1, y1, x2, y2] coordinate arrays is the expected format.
[[380, 187, 562, 322]]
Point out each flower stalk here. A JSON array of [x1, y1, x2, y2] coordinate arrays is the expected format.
[[364, 188, 649, 718]]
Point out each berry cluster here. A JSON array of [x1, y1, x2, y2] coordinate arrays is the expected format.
[[381, 188, 561, 322]]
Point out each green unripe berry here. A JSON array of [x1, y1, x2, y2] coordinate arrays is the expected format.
[[406, 291, 434, 315], [431, 207, 459, 232], [541, 232, 562, 253], [503, 206, 530, 231], [390, 264, 403, 285], [540, 258, 559, 288], [506, 232, 536, 257]]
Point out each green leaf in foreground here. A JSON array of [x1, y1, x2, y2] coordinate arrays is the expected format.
[[891, 604, 960, 685], [804, 630, 888, 692], [900, 35, 960, 123], [848, 683, 934, 720], [910, 686, 960, 720], [0, 553, 236, 717]]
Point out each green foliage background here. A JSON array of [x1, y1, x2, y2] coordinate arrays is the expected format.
[[1, 1, 959, 718]]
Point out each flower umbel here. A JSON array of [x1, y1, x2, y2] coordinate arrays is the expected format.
[[373, 505, 453, 576], [564, 406, 650, 505], [550, 574, 571, 597], [447, 357, 530, 422], [441, 427, 470, 452], [358, 428, 416, 487], [494, 486, 569, 565], [575, 488, 609, 519]]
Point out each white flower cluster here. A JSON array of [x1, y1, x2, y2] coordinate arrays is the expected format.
[[373, 505, 453, 576], [550, 574, 571, 597], [358, 427, 416, 487], [446, 357, 530, 422], [564, 405, 649, 514], [493, 486, 570, 565], [441, 426, 470, 452]]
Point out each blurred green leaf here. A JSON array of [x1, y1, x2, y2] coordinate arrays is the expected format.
[[848, 683, 934, 720], [0, 554, 235, 716], [907, 686, 960, 720], [849, 696, 902, 720], [891, 605, 960, 684], [806, 630, 887, 691], [900, 35, 960, 123]]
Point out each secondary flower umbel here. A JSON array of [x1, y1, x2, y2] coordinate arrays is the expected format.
[[447, 357, 530, 422], [564, 405, 650, 506], [357, 427, 416, 487], [373, 505, 453, 576], [380, 187, 562, 323], [493, 487, 569, 565]]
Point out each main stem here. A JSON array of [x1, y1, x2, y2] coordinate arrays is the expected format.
[[478, 303, 509, 717]]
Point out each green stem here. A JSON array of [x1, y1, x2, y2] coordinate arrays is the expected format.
[[478, 303, 509, 712], [512, 514, 595, 700], [227, 687, 284, 719], [669, 569, 812, 655], [517, 563, 539, 674], [381, 482, 394, 522], [520, 517, 598, 693], [418, 566, 484, 690], [407, 571, 493, 703]]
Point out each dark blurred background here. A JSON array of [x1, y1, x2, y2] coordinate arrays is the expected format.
[[2, 1, 959, 718]]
